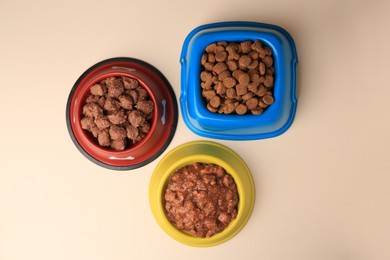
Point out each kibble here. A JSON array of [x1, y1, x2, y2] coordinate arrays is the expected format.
[[200, 40, 275, 115]]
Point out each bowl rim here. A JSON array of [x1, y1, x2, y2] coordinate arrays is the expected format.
[[149, 140, 255, 247], [66, 57, 178, 170], [180, 21, 298, 140]]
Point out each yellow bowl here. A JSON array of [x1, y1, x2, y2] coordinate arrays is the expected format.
[[149, 141, 255, 247]]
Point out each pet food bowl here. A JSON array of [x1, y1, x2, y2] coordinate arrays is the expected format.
[[149, 141, 255, 247], [66, 57, 178, 170], [180, 21, 298, 140]]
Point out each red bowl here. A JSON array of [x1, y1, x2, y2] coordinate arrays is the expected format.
[[66, 57, 178, 170]]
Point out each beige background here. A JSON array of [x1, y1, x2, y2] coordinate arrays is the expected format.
[[1, 0, 390, 259]]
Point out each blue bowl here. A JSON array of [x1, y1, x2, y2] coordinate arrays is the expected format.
[[180, 21, 298, 140]]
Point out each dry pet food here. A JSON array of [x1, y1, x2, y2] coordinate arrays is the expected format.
[[164, 162, 239, 238], [80, 76, 154, 151], [200, 40, 275, 115]]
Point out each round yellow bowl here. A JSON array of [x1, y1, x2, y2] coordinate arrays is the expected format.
[[148, 141, 255, 247]]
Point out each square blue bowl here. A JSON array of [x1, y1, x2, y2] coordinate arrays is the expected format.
[[180, 21, 298, 140]]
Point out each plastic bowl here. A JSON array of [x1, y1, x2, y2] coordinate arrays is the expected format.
[[180, 21, 298, 140], [149, 141, 255, 247], [66, 57, 178, 170]]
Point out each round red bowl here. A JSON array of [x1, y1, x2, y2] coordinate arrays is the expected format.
[[66, 57, 178, 170]]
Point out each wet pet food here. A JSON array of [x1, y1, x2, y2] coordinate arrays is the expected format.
[[80, 76, 154, 151], [164, 163, 239, 238]]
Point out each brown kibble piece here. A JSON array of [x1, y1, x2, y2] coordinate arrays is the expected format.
[[248, 69, 260, 83], [251, 40, 266, 58], [235, 104, 248, 115], [209, 96, 221, 108], [240, 41, 252, 54], [214, 45, 225, 53], [204, 62, 214, 71], [262, 94, 275, 105], [200, 71, 213, 82], [242, 92, 254, 101], [218, 70, 231, 81], [238, 55, 252, 68], [237, 73, 250, 86], [236, 84, 248, 96], [207, 103, 218, 112], [247, 83, 258, 93], [226, 60, 238, 71], [247, 59, 259, 70], [208, 53, 216, 63], [232, 69, 244, 80], [222, 102, 235, 114], [223, 77, 236, 88], [215, 51, 228, 62], [246, 98, 259, 110], [212, 62, 227, 74], [264, 75, 274, 88], [217, 41, 228, 47], [258, 99, 269, 108], [202, 90, 216, 100], [267, 66, 275, 75], [251, 40, 262, 52], [205, 43, 217, 53], [249, 51, 259, 60], [220, 99, 235, 114], [259, 76, 265, 84], [259, 62, 266, 76], [251, 107, 264, 115], [201, 80, 213, 90], [201, 53, 207, 65], [263, 56, 274, 68], [215, 82, 226, 96], [256, 84, 268, 97], [226, 45, 240, 60], [226, 88, 236, 99], [265, 46, 273, 56]]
